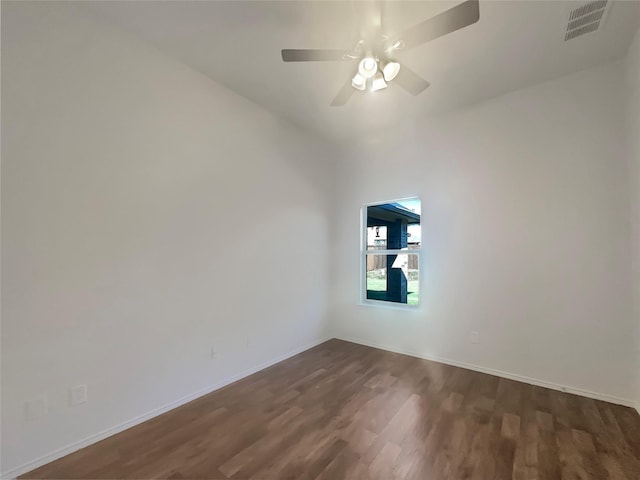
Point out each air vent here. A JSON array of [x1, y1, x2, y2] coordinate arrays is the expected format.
[[564, 0, 612, 41]]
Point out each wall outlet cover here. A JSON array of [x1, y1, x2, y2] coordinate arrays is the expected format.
[[69, 384, 88, 406]]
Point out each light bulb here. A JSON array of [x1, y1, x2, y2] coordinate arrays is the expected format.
[[371, 72, 387, 91], [381, 61, 400, 82], [351, 73, 366, 91], [358, 57, 378, 79]]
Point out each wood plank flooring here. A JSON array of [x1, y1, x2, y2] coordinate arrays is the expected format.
[[22, 339, 640, 479]]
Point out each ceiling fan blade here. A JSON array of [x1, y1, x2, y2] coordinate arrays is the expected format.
[[281, 49, 356, 62], [393, 65, 430, 96], [330, 80, 355, 107], [390, 0, 479, 51]]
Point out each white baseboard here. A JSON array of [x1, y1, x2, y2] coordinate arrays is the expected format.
[[336, 336, 636, 409], [1, 336, 331, 480]]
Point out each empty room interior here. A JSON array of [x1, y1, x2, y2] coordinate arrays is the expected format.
[[2, 0, 640, 478]]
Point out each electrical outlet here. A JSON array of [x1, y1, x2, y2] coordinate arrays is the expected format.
[[210, 347, 218, 359], [470, 331, 480, 344], [25, 395, 48, 421], [69, 384, 87, 406]]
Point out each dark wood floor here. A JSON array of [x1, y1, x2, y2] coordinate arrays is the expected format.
[[22, 339, 640, 479]]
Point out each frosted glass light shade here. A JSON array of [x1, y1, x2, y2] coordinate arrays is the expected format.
[[352, 73, 367, 91], [382, 61, 400, 82], [358, 57, 378, 79], [371, 72, 387, 91]]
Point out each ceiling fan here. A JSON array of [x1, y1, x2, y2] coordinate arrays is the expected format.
[[281, 0, 480, 106]]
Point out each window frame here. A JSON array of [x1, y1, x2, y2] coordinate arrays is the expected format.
[[360, 197, 422, 309]]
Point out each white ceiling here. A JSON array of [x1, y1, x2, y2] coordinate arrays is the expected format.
[[84, 0, 640, 143]]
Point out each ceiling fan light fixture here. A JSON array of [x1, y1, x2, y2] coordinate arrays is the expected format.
[[351, 73, 367, 91], [371, 72, 388, 92], [358, 57, 378, 79], [381, 61, 401, 82], [281, 0, 480, 106]]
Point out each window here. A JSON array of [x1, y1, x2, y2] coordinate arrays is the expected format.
[[362, 198, 421, 306]]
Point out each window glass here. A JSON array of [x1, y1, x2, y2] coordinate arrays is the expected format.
[[366, 254, 419, 305], [363, 199, 420, 306]]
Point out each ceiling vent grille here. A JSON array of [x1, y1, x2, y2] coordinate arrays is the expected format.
[[565, 0, 612, 41]]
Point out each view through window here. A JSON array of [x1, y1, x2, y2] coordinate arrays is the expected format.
[[363, 198, 420, 306]]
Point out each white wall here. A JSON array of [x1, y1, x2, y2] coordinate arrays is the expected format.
[[1, 2, 335, 475], [329, 60, 636, 404], [626, 27, 640, 411]]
